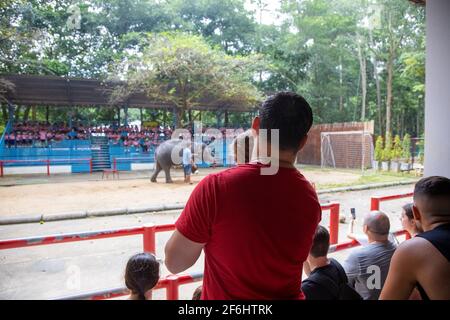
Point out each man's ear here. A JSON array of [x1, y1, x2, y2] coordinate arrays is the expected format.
[[412, 204, 422, 222], [251, 116, 260, 135], [363, 224, 368, 235], [298, 134, 308, 151]]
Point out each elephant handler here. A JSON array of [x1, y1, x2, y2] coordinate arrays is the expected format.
[[182, 141, 193, 185]]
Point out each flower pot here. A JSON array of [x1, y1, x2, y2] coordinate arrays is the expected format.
[[391, 161, 401, 173], [372, 160, 381, 170], [381, 161, 390, 171]]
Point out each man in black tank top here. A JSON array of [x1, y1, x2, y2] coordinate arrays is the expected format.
[[380, 176, 450, 300]]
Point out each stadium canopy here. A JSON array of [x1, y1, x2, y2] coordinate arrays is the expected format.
[[0, 74, 257, 113]]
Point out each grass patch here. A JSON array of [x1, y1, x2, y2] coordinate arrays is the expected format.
[[298, 166, 418, 190]]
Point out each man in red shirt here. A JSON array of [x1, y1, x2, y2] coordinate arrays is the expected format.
[[165, 92, 321, 299]]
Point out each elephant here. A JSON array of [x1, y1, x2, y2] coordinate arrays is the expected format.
[[150, 139, 214, 183]]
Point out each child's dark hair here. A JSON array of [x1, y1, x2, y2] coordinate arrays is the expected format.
[[402, 203, 414, 220], [192, 286, 202, 300], [125, 252, 160, 300]]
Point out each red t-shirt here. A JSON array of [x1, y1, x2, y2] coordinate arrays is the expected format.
[[175, 163, 321, 300]]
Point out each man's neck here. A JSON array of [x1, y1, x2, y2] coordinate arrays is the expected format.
[[423, 219, 450, 232], [367, 237, 389, 244], [255, 142, 297, 169], [309, 257, 330, 271]]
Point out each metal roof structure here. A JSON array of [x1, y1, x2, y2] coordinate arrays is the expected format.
[[1, 74, 257, 112]]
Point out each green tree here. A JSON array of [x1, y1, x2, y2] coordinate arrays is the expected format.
[[110, 33, 262, 128], [401, 133, 411, 162]]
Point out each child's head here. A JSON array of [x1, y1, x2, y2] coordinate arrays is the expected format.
[[125, 252, 160, 300], [233, 129, 254, 164], [192, 286, 202, 300]]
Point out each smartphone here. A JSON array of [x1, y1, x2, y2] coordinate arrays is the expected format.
[[350, 208, 356, 220]]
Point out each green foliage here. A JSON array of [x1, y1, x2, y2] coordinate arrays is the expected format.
[[392, 135, 402, 161], [0, 0, 425, 131], [382, 134, 393, 161], [374, 136, 384, 161], [110, 33, 262, 127], [401, 133, 411, 162]]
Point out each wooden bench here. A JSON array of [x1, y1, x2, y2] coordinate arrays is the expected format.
[[102, 169, 120, 180]]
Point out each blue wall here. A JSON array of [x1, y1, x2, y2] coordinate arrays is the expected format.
[[0, 140, 92, 173], [109, 145, 155, 171]]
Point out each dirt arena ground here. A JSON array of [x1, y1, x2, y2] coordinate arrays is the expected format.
[[0, 166, 365, 217]]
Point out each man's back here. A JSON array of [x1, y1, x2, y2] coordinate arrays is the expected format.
[[175, 163, 321, 299], [412, 223, 450, 299], [343, 241, 396, 300]]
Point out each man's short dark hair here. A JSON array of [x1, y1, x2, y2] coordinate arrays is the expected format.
[[259, 92, 313, 151], [414, 176, 450, 217], [310, 225, 330, 258]]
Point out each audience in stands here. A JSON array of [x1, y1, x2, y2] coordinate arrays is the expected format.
[[164, 92, 321, 299], [125, 252, 160, 300], [301, 225, 362, 300], [4, 122, 249, 154], [342, 211, 396, 300], [380, 176, 450, 300], [400, 203, 422, 238]]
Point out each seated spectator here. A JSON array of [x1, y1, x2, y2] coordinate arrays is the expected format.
[[192, 286, 202, 300], [302, 225, 362, 300], [342, 211, 396, 300], [347, 210, 399, 246], [125, 252, 160, 300], [400, 203, 422, 238], [380, 176, 450, 300]]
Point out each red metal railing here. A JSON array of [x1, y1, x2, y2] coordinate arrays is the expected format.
[[0, 203, 340, 300], [0, 158, 93, 177], [321, 202, 340, 244], [53, 229, 409, 300], [0, 223, 174, 253], [53, 271, 203, 300], [370, 192, 414, 211], [328, 229, 409, 253]]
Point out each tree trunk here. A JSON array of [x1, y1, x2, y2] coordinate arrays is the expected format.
[[45, 106, 49, 124], [385, 46, 394, 138], [356, 33, 367, 121], [1, 104, 7, 122], [174, 107, 183, 128], [369, 29, 383, 135], [31, 106, 36, 121], [224, 110, 229, 127], [23, 106, 31, 122], [339, 56, 343, 112], [15, 105, 21, 120]]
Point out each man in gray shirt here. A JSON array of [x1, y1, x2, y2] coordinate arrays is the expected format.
[[342, 211, 397, 300]]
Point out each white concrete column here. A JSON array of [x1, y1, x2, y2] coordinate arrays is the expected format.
[[424, 0, 450, 178]]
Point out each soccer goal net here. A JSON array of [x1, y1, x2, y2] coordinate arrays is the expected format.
[[321, 131, 374, 169]]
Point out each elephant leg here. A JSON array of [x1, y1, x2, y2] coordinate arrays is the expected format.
[[151, 161, 162, 182], [163, 165, 173, 183]]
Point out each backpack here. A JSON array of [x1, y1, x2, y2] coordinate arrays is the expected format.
[[306, 259, 363, 300]]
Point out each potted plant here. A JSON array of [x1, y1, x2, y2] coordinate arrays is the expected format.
[[381, 134, 392, 171], [400, 133, 411, 171], [390, 135, 402, 172], [373, 136, 383, 170]]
